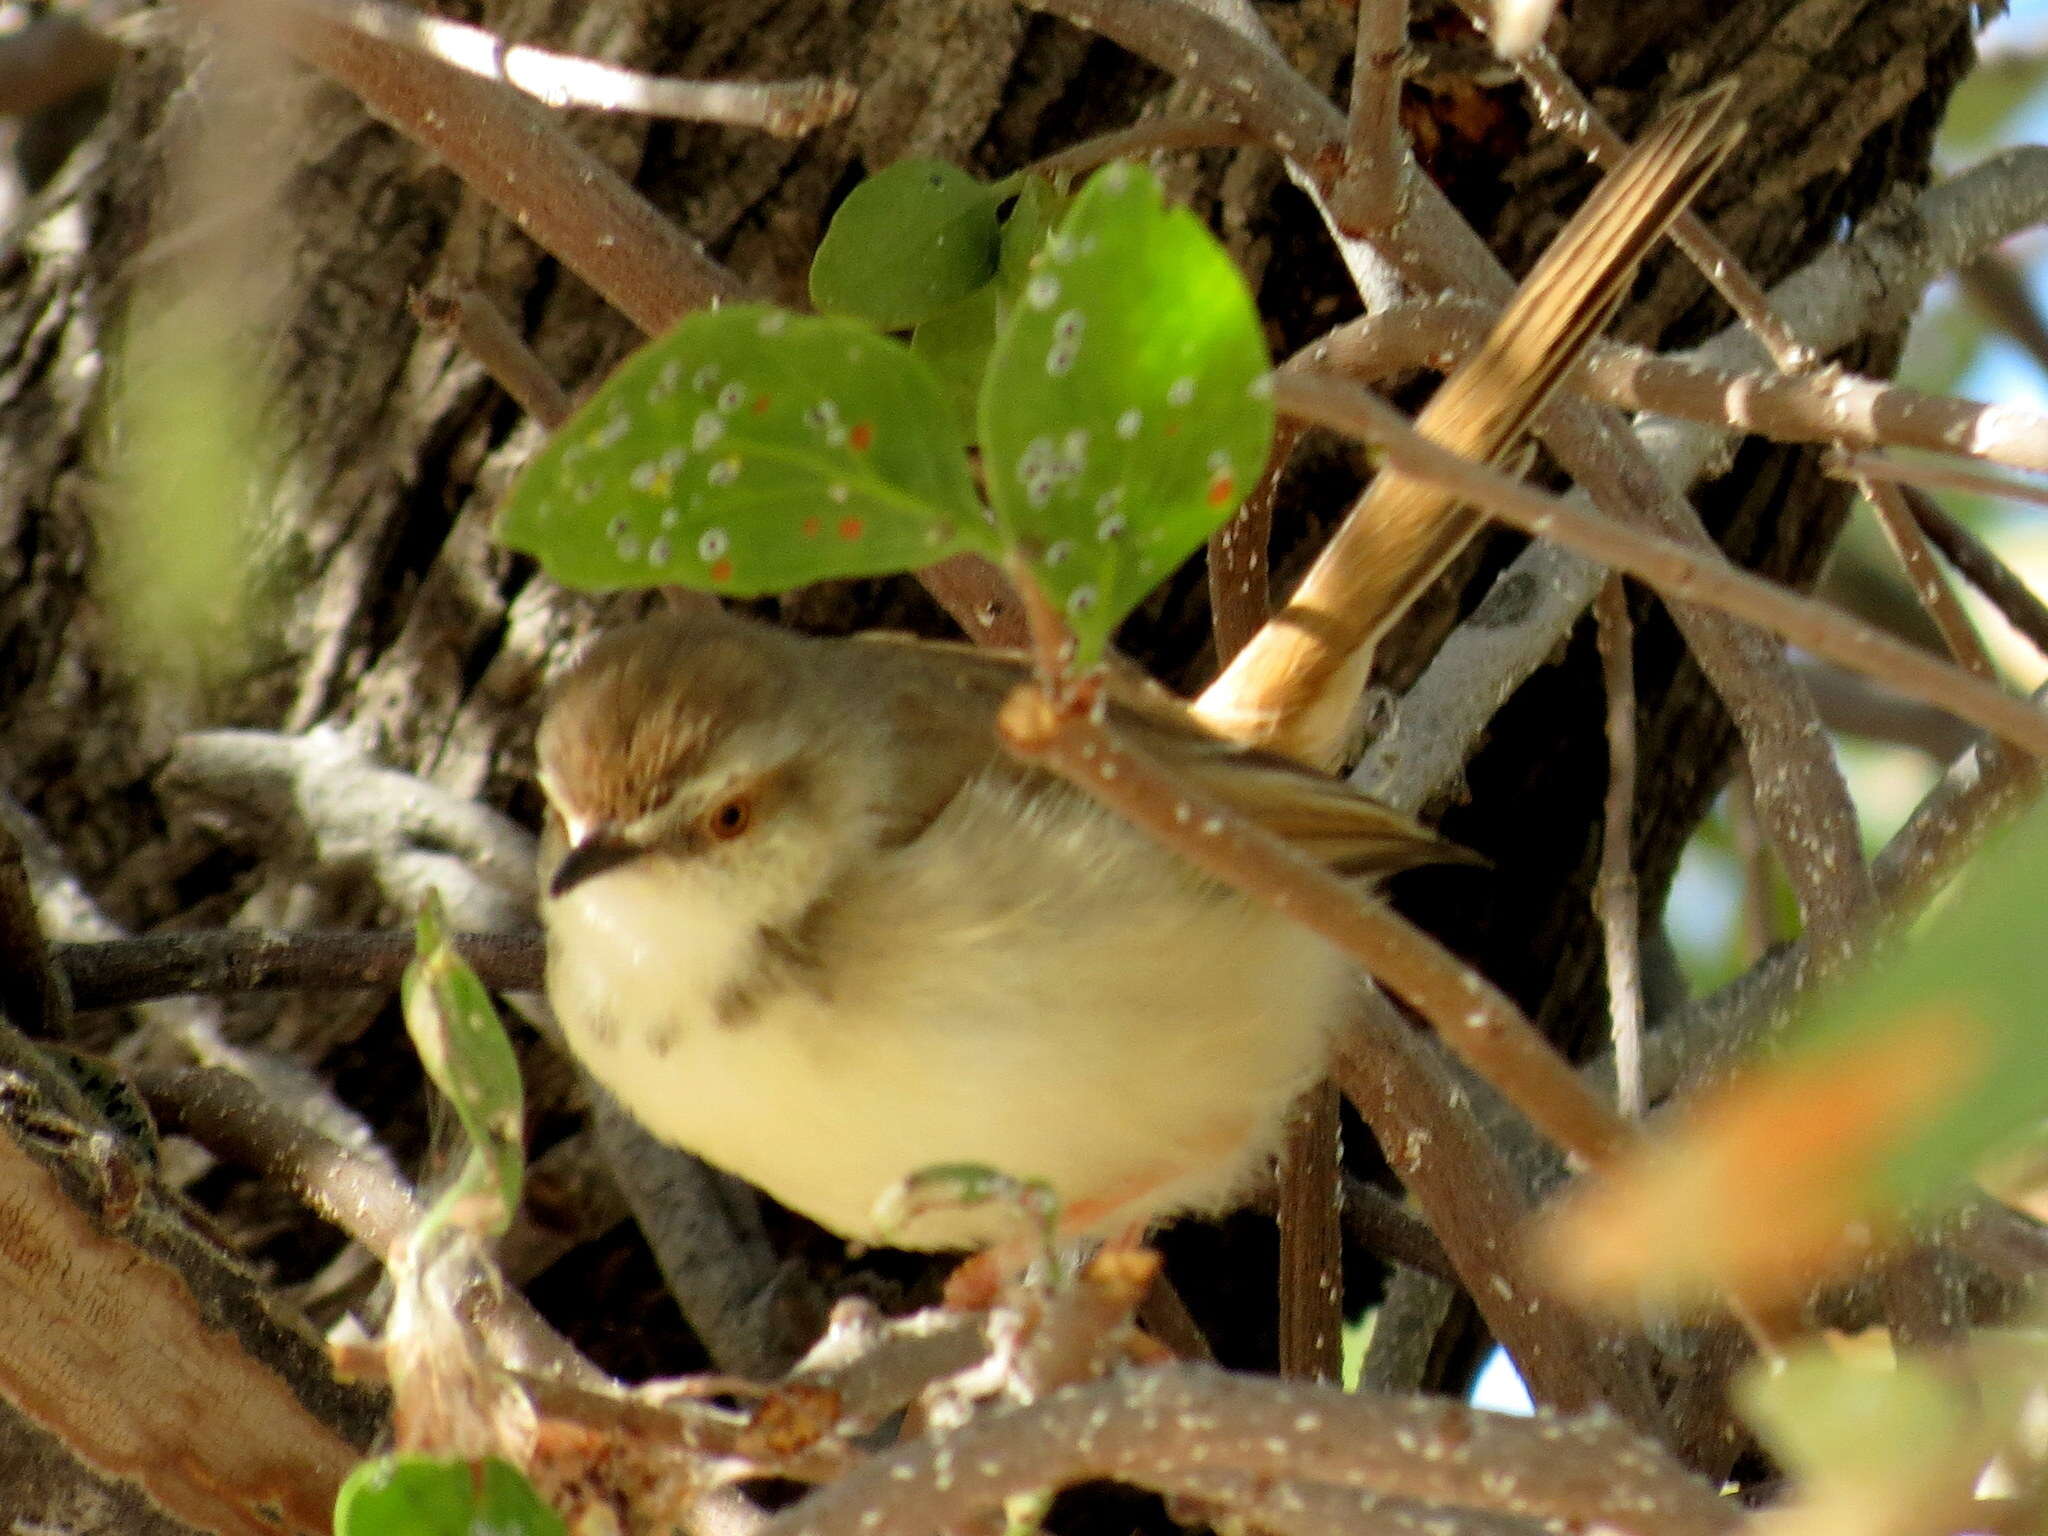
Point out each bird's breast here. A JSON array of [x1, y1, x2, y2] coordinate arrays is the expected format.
[[541, 831, 1355, 1248]]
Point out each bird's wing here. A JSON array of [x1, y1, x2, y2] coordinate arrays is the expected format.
[[849, 633, 1474, 877]]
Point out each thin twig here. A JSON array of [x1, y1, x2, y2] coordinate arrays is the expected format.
[[1275, 1079, 1343, 1382], [1479, 32, 1808, 370], [1301, 296, 2048, 477], [1327, 0, 1410, 236], [1906, 489, 2048, 659], [1023, 0, 1349, 167], [995, 686, 1636, 1172], [1858, 476, 1998, 680], [181, 0, 740, 332], [1270, 371, 2048, 759], [1801, 661, 1981, 760], [54, 929, 543, 1011], [291, 0, 856, 131], [1959, 254, 2048, 380], [1337, 1174, 1455, 1282], [1207, 419, 1295, 665], [1034, 0, 1891, 951], [1136, 1274, 1215, 1362], [918, 553, 1031, 649], [1592, 577, 1644, 1119], [412, 283, 573, 428], [1598, 680, 2048, 1122], [1830, 448, 2048, 512], [1025, 114, 1262, 181]]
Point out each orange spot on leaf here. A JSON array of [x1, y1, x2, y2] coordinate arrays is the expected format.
[[1164, 422, 1182, 438], [752, 393, 772, 415], [801, 516, 823, 539], [710, 558, 735, 583], [849, 421, 875, 453], [836, 516, 866, 541], [1206, 474, 1236, 509]]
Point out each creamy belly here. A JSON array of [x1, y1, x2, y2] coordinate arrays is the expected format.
[[544, 806, 1355, 1249]]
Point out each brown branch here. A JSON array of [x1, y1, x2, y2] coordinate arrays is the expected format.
[[1602, 682, 2048, 1124], [1332, 1000, 1655, 1420], [0, 1123, 367, 1536], [1872, 696, 2048, 916], [297, 0, 853, 129], [1269, 371, 2048, 760], [1592, 577, 1645, 1119], [1857, 478, 1997, 679], [1275, 1079, 1343, 1382], [995, 686, 1635, 1171], [54, 928, 543, 1012], [141, 1063, 424, 1262], [412, 283, 573, 429], [1162, 1468, 1540, 1536], [179, 0, 739, 333], [1136, 1273, 1216, 1362], [1206, 418, 1294, 664], [1326, 0, 1410, 237], [759, 1363, 1733, 1536]]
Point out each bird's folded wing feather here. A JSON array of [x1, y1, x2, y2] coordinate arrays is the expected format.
[[855, 633, 1473, 877]]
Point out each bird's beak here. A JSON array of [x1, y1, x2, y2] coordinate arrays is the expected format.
[[549, 829, 642, 898]]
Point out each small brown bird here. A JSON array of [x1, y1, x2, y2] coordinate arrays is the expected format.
[[535, 607, 1465, 1250]]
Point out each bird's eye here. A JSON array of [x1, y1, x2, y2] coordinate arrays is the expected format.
[[706, 796, 752, 840]]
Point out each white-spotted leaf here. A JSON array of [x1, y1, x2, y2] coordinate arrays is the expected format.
[[811, 159, 1003, 329], [978, 163, 1274, 661], [497, 306, 993, 595]]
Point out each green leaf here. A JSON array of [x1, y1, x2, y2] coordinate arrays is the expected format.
[[1733, 1341, 2020, 1535], [1740, 1346, 1969, 1486], [1797, 794, 2048, 1213], [497, 305, 994, 595], [979, 162, 1274, 662], [402, 895, 524, 1237], [336, 1454, 563, 1536], [996, 176, 1067, 295], [811, 159, 1003, 329], [912, 285, 1000, 441]]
